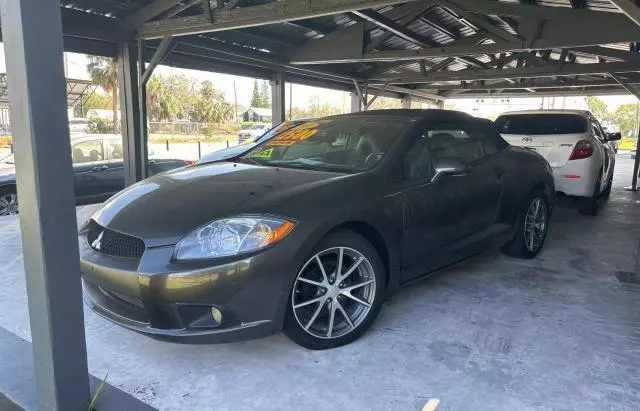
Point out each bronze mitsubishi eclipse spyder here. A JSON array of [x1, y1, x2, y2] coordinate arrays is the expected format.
[[80, 110, 554, 350]]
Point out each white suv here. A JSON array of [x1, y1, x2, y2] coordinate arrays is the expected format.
[[238, 124, 271, 144], [495, 110, 620, 215]]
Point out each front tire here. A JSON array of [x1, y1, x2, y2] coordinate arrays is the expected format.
[[284, 231, 385, 350], [502, 191, 550, 259]]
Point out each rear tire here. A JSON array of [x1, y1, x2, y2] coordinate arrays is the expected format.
[[578, 175, 602, 216], [284, 231, 385, 350], [602, 173, 613, 199], [502, 191, 550, 259]]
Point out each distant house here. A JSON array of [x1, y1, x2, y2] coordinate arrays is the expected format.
[[241, 107, 272, 122]]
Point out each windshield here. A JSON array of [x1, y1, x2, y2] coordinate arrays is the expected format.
[[496, 114, 588, 135], [256, 120, 307, 144], [241, 117, 408, 173], [0, 154, 13, 164], [249, 124, 266, 130]]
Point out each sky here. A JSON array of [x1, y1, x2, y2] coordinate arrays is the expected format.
[[0, 44, 637, 117]]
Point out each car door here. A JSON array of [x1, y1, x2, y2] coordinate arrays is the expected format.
[[399, 130, 462, 280], [399, 121, 502, 281], [426, 122, 502, 237], [72, 138, 108, 202], [590, 117, 613, 191]]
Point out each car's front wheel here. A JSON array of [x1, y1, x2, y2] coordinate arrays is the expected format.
[[502, 192, 550, 259], [0, 187, 18, 216], [284, 231, 385, 350]]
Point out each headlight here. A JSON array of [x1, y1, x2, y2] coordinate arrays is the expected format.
[[175, 216, 295, 261]]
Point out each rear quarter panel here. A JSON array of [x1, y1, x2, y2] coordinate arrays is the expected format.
[[497, 147, 555, 225]]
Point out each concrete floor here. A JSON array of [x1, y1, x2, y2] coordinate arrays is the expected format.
[[1, 156, 640, 410]]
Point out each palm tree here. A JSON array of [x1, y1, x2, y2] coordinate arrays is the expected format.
[[86, 56, 118, 128]]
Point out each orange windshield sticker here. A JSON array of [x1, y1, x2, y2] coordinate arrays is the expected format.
[[267, 122, 320, 146]]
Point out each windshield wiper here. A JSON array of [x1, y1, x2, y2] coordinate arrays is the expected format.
[[263, 159, 331, 172]]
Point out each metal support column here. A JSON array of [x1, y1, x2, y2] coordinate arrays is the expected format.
[[0, 0, 90, 409], [117, 43, 146, 185], [350, 91, 362, 112], [402, 95, 413, 109], [137, 39, 149, 178], [611, 72, 640, 190], [436, 99, 445, 109], [271, 71, 286, 126]]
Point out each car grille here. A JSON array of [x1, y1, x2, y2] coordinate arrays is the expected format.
[[86, 220, 145, 259], [100, 287, 145, 310]]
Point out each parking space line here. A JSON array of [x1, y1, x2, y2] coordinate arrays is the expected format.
[[422, 398, 440, 411]]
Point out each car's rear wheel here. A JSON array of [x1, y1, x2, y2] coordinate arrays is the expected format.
[[284, 231, 385, 350], [602, 172, 613, 199], [502, 191, 550, 259], [578, 173, 602, 216], [0, 187, 18, 216]]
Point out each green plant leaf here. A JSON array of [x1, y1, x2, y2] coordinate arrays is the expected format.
[[88, 372, 109, 411]]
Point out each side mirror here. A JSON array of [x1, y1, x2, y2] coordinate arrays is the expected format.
[[606, 132, 622, 141], [431, 157, 469, 183]]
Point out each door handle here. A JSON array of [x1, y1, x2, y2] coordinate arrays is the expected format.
[[92, 165, 109, 172]]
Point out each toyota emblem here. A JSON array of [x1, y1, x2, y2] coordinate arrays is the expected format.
[[522, 137, 533, 143]]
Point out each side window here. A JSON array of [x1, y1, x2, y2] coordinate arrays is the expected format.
[[590, 119, 605, 141], [426, 125, 483, 164], [402, 134, 431, 180], [477, 121, 507, 156], [105, 140, 123, 160], [71, 139, 104, 164]]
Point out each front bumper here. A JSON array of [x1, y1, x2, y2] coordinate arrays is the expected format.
[[79, 231, 293, 344]]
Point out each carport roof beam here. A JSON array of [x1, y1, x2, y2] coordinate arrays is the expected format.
[[610, 0, 640, 29], [122, 0, 184, 30], [369, 61, 640, 84], [139, 0, 414, 39]]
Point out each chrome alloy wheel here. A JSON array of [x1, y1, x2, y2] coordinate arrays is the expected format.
[[0, 193, 18, 216], [524, 197, 547, 253], [292, 247, 376, 339]]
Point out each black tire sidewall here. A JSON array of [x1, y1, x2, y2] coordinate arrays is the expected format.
[[579, 173, 602, 215], [0, 186, 17, 216], [505, 191, 550, 259], [283, 230, 386, 350]]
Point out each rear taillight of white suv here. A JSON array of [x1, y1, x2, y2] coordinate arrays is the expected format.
[[569, 140, 594, 160]]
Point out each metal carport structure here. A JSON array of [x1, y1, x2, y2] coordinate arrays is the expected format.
[[3, 0, 640, 408]]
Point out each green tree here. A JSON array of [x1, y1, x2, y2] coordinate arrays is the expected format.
[[86, 116, 119, 134], [259, 81, 271, 108], [73, 91, 112, 118], [189, 80, 234, 123], [250, 80, 262, 108], [611, 103, 639, 139], [587, 96, 610, 122], [146, 74, 195, 121], [86, 56, 119, 128]]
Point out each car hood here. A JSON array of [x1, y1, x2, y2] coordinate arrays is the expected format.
[[91, 161, 347, 247]]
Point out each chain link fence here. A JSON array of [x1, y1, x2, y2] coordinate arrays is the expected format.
[[148, 121, 243, 139]]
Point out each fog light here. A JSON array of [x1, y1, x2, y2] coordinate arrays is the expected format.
[[211, 306, 223, 325]]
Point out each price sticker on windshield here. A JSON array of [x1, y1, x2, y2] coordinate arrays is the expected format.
[[252, 148, 274, 159], [267, 122, 320, 146]]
